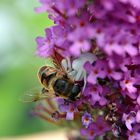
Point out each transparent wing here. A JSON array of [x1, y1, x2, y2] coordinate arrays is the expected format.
[[20, 88, 55, 103], [20, 93, 46, 103]]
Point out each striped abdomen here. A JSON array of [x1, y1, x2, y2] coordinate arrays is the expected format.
[[53, 78, 81, 101], [38, 66, 57, 88]]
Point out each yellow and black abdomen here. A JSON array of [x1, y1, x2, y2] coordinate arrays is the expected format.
[[53, 78, 81, 101], [38, 66, 81, 101], [38, 66, 57, 88]]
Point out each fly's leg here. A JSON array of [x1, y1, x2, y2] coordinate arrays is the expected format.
[[82, 72, 87, 91], [33, 98, 66, 125], [66, 57, 72, 72], [46, 98, 57, 111]]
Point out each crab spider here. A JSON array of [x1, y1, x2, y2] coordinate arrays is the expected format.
[[61, 53, 97, 91]]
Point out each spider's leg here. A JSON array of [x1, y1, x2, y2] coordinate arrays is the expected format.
[[74, 68, 83, 81], [82, 72, 87, 91], [66, 57, 72, 71], [34, 103, 61, 125], [33, 110, 60, 125], [68, 70, 77, 78], [61, 59, 68, 71], [35, 103, 53, 114], [46, 98, 57, 111], [61, 57, 72, 72]]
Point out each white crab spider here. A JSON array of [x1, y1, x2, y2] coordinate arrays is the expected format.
[[61, 53, 97, 90]]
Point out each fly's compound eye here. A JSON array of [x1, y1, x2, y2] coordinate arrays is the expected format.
[[54, 79, 68, 93], [71, 84, 81, 95], [69, 84, 81, 101]]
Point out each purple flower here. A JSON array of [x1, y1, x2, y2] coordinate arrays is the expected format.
[[35, 0, 53, 13], [69, 39, 90, 57], [36, 25, 71, 58], [81, 116, 111, 139], [127, 124, 140, 140], [84, 60, 107, 85], [119, 0, 140, 9], [35, 0, 140, 139], [84, 84, 107, 106], [94, 116, 111, 135], [127, 131, 140, 140], [82, 112, 93, 128], [136, 110, 140, 123], [67, 13, 94, 56], [35, 0, 87, 22], [123, 111, 136, 131], [106, 66, 122, 80], [59, 102, 78, 120], [81, 123, 98, 140], [120, 72, 137, 99], [137, 95, 140, 106], [36, 36, 54, 58]]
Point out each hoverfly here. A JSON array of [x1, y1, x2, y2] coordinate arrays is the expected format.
[[38, 51, 82, 101], [22, 51, 96, 103], [20, 86, 66, 125]]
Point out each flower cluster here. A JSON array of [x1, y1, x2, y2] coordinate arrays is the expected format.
[[35, 0, 140, 139]]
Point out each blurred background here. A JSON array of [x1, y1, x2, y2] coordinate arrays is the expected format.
[[0, 0, 60, 138]]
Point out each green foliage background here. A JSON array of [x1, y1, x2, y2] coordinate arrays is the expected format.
[[0, 0, 58, 137]]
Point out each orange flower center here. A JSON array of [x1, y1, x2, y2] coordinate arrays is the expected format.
[[125, 80, 130, 84], [130, 131, 134, 136], [108, 69, 112, 74], [84, 117, 89, 122], [90, 130, 95, 136], [70, 107, 74, 112], [91, 87, 97, 92], [98, 125, 104, 130], [80, 21, 85, 27], [96, 28, 102, 34], [94, 69, 99, 74]]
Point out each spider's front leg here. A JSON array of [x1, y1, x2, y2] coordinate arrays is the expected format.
[[61, 57, 72, 72]]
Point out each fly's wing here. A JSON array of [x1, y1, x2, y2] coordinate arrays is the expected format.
[[20, 89, 56, 103], [20, 93, 47, 103]]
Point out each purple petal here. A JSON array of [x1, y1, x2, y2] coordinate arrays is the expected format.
[[66, 112, 74, 120], [137, 95, 140, 106], [87, 73, 97, 85], [136, 110, 140, 123]]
